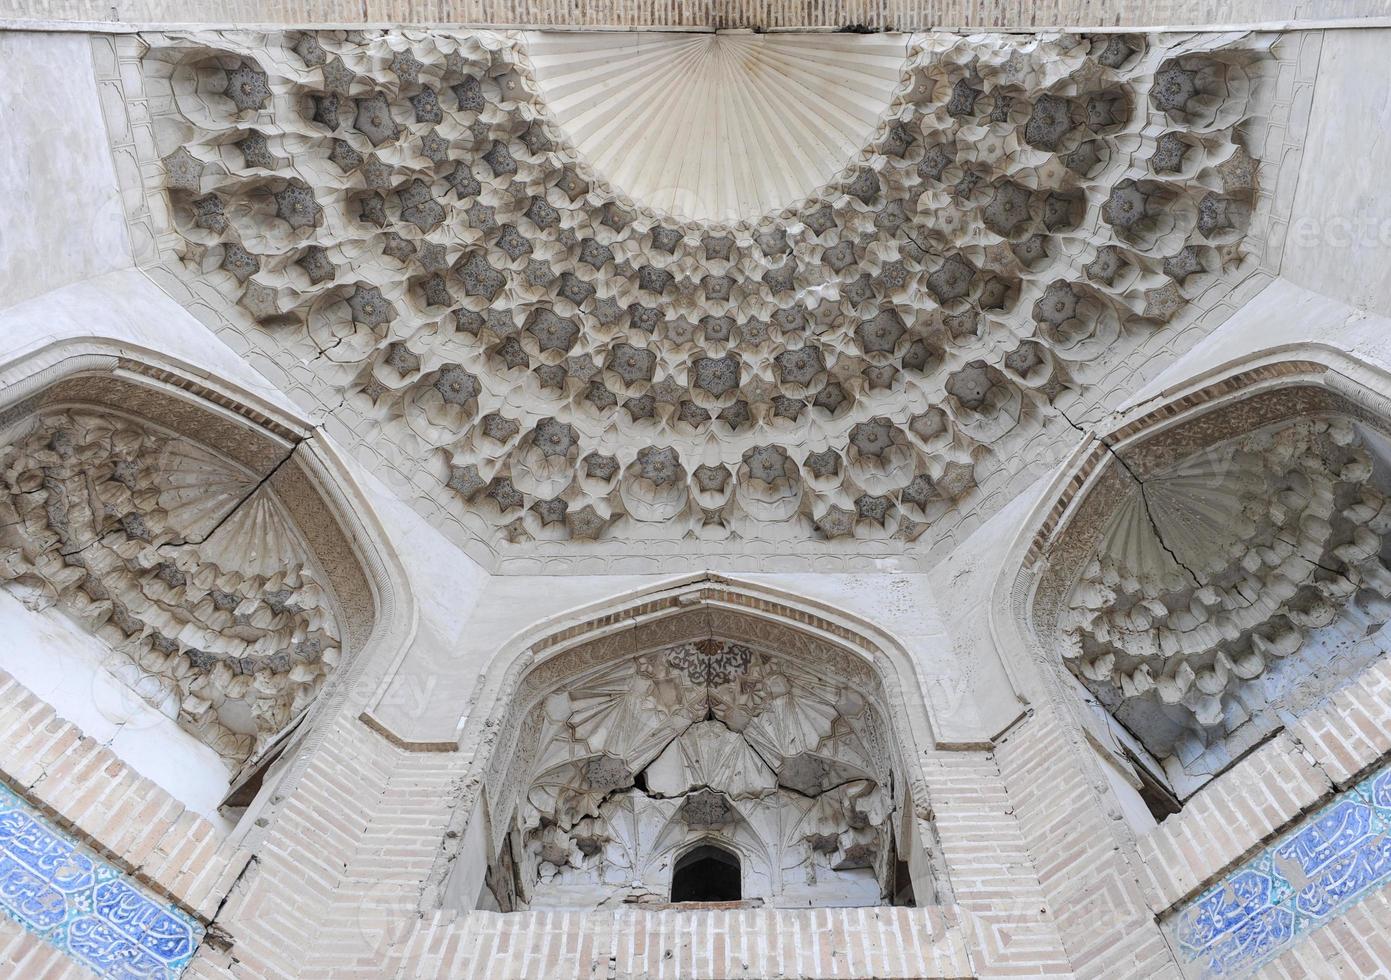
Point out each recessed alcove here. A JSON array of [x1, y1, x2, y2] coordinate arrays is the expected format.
[[1030, 378, 1391, 803], [0, 366, 380, 824], [436, 584, 943, 915]]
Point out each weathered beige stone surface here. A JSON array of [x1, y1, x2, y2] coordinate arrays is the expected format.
[[1283, 27, 1391, 317]]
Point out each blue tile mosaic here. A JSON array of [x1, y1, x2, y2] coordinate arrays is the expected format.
[[0, 782, 203, 978], [1168, 764, 1391, 977]]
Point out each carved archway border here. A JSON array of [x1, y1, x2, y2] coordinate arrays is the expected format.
[[420, 572, 952, 908], [489, 609, 901, 864], [993, 350, 1391, 697], [0, 340, 418, 835], [1020, 354, 1391, 640]]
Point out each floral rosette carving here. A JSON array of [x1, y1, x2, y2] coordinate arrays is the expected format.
[[148, 28, 1269, 548]]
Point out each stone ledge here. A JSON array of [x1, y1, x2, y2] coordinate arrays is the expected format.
[[395, 905, 986, 979], [5, 0, 1391, 30]]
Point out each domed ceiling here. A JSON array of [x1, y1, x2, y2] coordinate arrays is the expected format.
[[133, 28, 1279, 568]]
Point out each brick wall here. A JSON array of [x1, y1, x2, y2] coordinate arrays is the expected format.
[[1136, 733, 1331, 913], [0, 670, 246, 920], [0, 668, 251, 978], [1288, 655, 1391, 787], [1137, 655, 1391, 917], [1256, 888, 1391, 978], [397, 906, 976, 978], [299, 749, 457, 979], [994, 705, 1179, 979], [920, 748, 1073, 974], [4, 646, 1390, 979], [182, 718, 408, 979], [180, 712, 1081, 978], [0, 924, 92, 979]]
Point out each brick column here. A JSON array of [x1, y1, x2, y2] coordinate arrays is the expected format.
[[994, 706, 1179, 978]]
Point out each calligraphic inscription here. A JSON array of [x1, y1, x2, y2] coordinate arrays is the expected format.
[[0, 783, 203, 978], [1168, 765, 1391, 976]]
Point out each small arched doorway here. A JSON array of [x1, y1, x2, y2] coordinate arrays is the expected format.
[[671, 843, 741, 903]]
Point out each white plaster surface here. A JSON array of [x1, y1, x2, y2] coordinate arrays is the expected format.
[[1125, 277, 1391, 408], [0, 23, 1388, 901], [340, 452, 491, 727], [742, 572, 1020, 743], [0, 269, 300, 417], [1283, 28, 1391, 317], [349, 458, 490, 642], [927, 476, 1054, 729], [0, 32, 130, 311], [371, 567, 1015, 747], [522, 31, 908, 222], [375, 573, 671, 740], [0, 588, 233, 828], [1097, 749, 1159, 836]]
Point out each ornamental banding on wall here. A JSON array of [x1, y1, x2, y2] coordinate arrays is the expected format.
[[1033, 383, 1391, 798], [0, 373, 373, 772], [0, 782, 204, 978], [145, 29, 1271, 555], [1165, 761, 1391, 975]]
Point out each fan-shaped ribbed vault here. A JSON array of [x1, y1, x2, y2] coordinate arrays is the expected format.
[[521, 31, 909, 223]]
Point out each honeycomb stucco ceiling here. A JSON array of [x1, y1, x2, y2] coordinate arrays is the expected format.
[[134, 28, 1279, 567]]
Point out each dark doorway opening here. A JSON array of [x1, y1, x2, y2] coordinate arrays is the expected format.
[[670, 843, 741, 902]]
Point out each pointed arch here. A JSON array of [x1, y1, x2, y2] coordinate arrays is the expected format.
[[1005, 352, 1391, 800], [424, 573, 949, 913], [670, 840, 743, 903]]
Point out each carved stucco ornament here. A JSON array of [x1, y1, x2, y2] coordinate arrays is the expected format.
[[500, 641, 896, 909], [0, 411, 344, 766], [147, 29, 1269, 552], [1060, 418, 1391, 734]]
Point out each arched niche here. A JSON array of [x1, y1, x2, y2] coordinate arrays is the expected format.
[[434, 578, 944, 913], [1023, 362, 1391, 800], [0, 354, 394, 819], [670, 841, 741, 903]]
